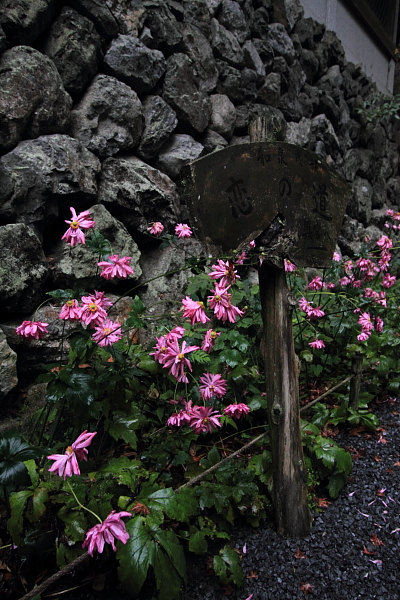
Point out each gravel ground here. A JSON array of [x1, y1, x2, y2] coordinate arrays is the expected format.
[[19, 399, 399, 600], [180, 398, 400, 600]]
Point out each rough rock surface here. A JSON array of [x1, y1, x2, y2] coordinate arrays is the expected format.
[[70, 74, 143, 158], [49, 204, 141, 289], [0, 46, 72, 155], [0, 329, 18, 400], [163, 54, 212, 133], [41, 6, 104, 98], [156, 134, 204, 179], [67, 0, 120, 39], [209, 94, 236, 140], [0, 224, 48, 317], [137, 95, 178, 161], [98, 156, 181, 235], [180, 23, 219, 93], [0, 135, 100, 238], [102, 34, 167, 94], [0, 0, 55, 45]]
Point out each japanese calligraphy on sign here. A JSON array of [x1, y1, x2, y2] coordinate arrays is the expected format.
[[181, 142, 349, 268]]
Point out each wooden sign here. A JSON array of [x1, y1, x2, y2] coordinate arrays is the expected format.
[[182, 142, 348, 267]]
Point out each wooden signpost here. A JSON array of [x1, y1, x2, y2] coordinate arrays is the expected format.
[[182, 118, 349, 537]]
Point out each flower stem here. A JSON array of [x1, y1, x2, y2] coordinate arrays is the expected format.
[[66, 481, 102, 524]]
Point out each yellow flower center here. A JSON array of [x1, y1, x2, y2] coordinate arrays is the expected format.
[[66, 446, 73, 455], [178, 353, 184, 360], [66, 300, 74, 306], [215, 295, 221, 301], [70, 220, 79, 230], [103, 328, 111, 335], [210, 331, 217, 339], [88, 303, 98, 312], [161, 346, 166, 352], [197, 301, 204, 308]]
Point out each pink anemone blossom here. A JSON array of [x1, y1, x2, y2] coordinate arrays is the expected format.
[[208, 284, 244, 323], [376, 236, 393, 250], [332, 252, 341, 262], [92, 319, 123, 347], [181, 296, 210, 325], [309, 339, 325, 349], [307, 276, 324, 291], [208, 260, 240, 287], [175, 223, 192, 238], [47, 430, 97, 479], [162, 340, 200, 383], [201, 329, 220, 353], [235, 251, 247, 264], [189, 406, 222, 434], [147, 222, 164, 236], [92, 291, 113, 309], [150, 336, 169, 364], [82, 511, 131, 556], [199, 373, 227, 400], [98, 255, 134, 280], [284, 259, 297, 272], [62, 207, 95, 246], [382, 273, 396, 288], [16, 320, 49, 340], [59, 299, 81, 321], [223, 403, 250, 419], [166, 326, 185, 342], [80, 294, 108, 327]]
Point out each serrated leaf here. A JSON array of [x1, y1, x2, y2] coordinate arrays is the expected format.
[[190, 350, 211, 365], [57, 506, 88, 543], [142, 488, 197, 522], [8, 490, 32, 544], [117, 517, 155, 595], [207, 446, 220, 466], [219, 348, 242, 368], [26, 486, 49, 523], [23, 459, 39, 488], [188, 530, 208, 554], [137, 359, 160, 374], [327, 471, 348, 499], [108, 412, 142, 448]]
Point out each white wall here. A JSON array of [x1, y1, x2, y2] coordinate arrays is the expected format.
[[299, 0, 395, 94]]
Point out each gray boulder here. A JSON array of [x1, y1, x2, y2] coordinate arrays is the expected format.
[[142, 0, 182, 48], [209, 94, 236, 140], [299, 47, 319, 84], [201, 129, 229, 153], [163, 54, 212, 133], [137, 96, 178, 160], [67, 0, 120, 39], [0, 135, 100, 238], [70, 74, 143, 158], [234, 104, 287, 139], [258, 73, 281, 107], [180, 23, 218, 93], [0, 0, 55, 45], [49, 204, 142, 289], [41, 6, 104, 98], [102, 34, 167, 95], [215, 61, 246, 104], [265, 23, 296, 65], [218, 0, 249, 45], [0, 329, 17, 400], [242, 41, 266, 78], [104, 0, 146, 35], [348, 177, 373, 225], [210, 18, 244, 69], [309, 114, 340, 154], [283, 0, 304, 31], [0, 46, 72, 155], [157, 134, 204, 179], [182, 0, 212, 38], [98, 156, 181, 235], [284, 117, 312, 146], [0, 224, 48, 317]]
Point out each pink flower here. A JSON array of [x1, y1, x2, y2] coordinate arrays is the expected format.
[[47, 430, 96, 479], [374, 316, 384, 332], [386, 209, 395, 216], [98, 255, 134, 280], [332, 252, 341, 262], [357, 331, 371, 342], [181, 297, 210, 325], [235, 251, 247, 265], [62, 207, 95, 246], [378, 250, 391, 271], [249, 240, 256, 248], [308, 276, 323, 291], [309, 339, 325, 349], [382, 273, 396, 288], [199, 373, 227, 400], [284, 259, 297, 272], [298, 297, 311, 313], [175, 223, 192, 238], [16, 320, 49, 340], [59, 299, 81, 321], [166, 326, 185, 342], [376, 236, 393, 250], [208, 284, 244, 323], [163, 340, 200, 383], [208, 260, 240, 287], [92, 319, 122, 347], [339, 276, 351, 286], [92, 291, 113, 309], [150, 336, 169, 364], [307, 307, 325, 319], [201, 329, 220, 353], [80, 294, 108, 327], [189, 406, 222, 434], [358, 312, 374, 331], [82, 511, 131, 556], [223, 403, 250, 419], [147, 222, 164, 236], [325, 282, 335, 289]]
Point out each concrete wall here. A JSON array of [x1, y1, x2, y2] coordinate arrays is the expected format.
[[299, 0, 395, 93]]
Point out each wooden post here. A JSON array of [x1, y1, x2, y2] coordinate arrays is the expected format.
[[349, 352, 363, 410], [250, 118, 311, 537]]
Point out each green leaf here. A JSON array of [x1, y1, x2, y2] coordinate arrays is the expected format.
[[62, 371, 99, 406], [219, 348, 242, 368], [8, 490, 32, 544], [141, 487, 198, 522], [57, 506, 88, 543], [188, 530, 208, 554], [0, 431, 46, 488], [152, 539, 185, 600], [23, 459, 39, 488], [117, 517, 155, 595], [108, 408, 144, 448], [26, 486, 49, 523], [137, 359, 160, 374], [126, 296, 146, 328], [190, 350, 211, 365], [154, 528, 186, 581], [213, 545, 245, 586], [327, 472, 348, 499], [207, 446, 220, 466]]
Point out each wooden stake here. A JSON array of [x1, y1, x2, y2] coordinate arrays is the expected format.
[[250, 118, 311, 537]]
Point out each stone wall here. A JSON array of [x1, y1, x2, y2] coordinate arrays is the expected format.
[[0, 0, 399, 399]]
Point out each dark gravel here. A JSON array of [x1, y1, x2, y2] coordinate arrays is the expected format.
[[180, 398, 400, 600]]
